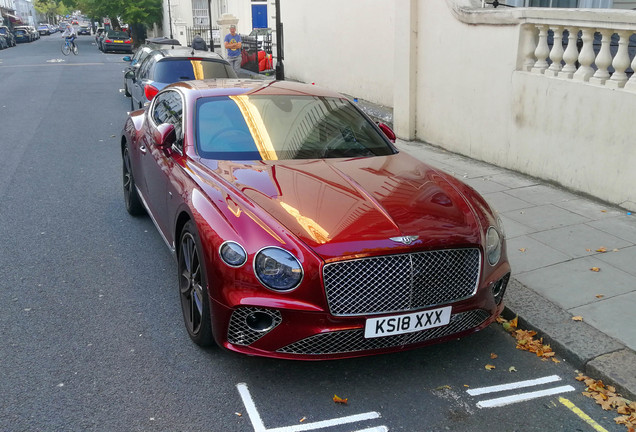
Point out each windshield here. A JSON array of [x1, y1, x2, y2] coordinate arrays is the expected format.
[[154, 59, 236, 83], [195, 95, 395, 161]]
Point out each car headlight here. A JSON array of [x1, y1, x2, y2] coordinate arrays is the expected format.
[[254, 247, 303, 291], [219, 241, 247, 267], [486, 226, 502, 266]]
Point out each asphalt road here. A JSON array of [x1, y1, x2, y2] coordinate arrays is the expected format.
[[0, 35, 626, 432]]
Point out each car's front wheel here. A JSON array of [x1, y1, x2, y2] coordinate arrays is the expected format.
[[122, 146, 145, 215], [178, 221, 214, 347]]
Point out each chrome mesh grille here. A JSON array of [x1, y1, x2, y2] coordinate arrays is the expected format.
[[227, 308, 282, 346], [277, 309, 490, 355], [323, 248, 481, 316]]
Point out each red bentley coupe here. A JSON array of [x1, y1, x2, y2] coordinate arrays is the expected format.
[[121, 79, 511, 360]]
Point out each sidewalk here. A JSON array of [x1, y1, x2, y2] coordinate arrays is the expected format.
[[359, 102, 636, 400]]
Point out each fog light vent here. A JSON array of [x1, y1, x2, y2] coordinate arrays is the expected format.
[[228, 308, 282, 346], [492, 273, 510, 305]]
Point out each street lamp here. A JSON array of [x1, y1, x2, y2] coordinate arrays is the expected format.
[[167, 0, 173, 39], [275, 0, 284, 80]]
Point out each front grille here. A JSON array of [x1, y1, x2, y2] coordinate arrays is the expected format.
[[277, 309, 490, 355], [227, 308, 282, 346], [323, 248, 481, 316]]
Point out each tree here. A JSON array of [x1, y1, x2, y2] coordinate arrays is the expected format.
[[76, 0, 162, 45]]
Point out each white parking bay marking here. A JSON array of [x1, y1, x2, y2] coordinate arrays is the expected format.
[[476, 385, 575, 408], [237, 383, 386, 432], [466, 375, 575, 409], [466, 375, 562, 396]]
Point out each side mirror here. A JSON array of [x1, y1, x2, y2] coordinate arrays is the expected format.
[[377, 123, 396, 143], [123, 55, 132, 62], [153, 123, 176, 149], [124, 70, 135, 80]]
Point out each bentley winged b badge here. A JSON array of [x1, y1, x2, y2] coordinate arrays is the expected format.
[[390, 236, 419, 245]]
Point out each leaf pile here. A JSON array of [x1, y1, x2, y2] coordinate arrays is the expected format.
[[496, 316, 560, 363], [576, 373, 636, 431]]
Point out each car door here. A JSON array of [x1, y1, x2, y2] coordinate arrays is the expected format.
[[131, 55, 157, 110], [139, 90, 184, 241]]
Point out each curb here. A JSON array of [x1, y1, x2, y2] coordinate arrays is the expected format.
[[503, 278, 636, 401]]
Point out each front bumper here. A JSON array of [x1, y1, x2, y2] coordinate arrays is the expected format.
[[210, 272, 510, 360]]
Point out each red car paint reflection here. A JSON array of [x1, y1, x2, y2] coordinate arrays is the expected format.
[[120, 79, 511, 360]]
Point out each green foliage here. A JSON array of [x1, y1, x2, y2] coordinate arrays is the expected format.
[[75, 0, 162, 26]]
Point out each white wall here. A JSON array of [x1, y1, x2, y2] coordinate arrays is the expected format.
[[281, 0, 395, 107]]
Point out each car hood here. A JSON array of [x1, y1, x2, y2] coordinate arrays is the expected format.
[[199, 152, 482, 260]]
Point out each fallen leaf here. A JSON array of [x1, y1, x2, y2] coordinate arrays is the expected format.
[[490, 353, 498, 359], [485, 364, 496, 370], [596, 294, 605, 299], [519, 248, 527, 252], [509, 366, 518, 372], [572, 316, 584, 321], [596, 247, 607, 253], [333, 395, 348, 404], [590, 267, 601, 272], [435, 385, 451, 391], [586, 248, 592, 252]]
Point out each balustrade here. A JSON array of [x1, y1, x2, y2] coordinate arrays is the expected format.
[[526, 22, 636, 90]]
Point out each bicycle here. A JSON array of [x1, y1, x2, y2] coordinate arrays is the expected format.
[[61, 38, 78, 56]]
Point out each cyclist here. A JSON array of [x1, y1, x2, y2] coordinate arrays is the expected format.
[[61, 24, 77, 51]]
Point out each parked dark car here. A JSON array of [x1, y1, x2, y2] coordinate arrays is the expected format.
[[122, 46, 154, 97], [78, 25, 90, 35], [126, 47, 237, 110], [0, 26, 16, 46], [120, 79, 510, 359], [101, 30, 133, 53], [37, 24, 51, 35], [14, 28, 31, 43]]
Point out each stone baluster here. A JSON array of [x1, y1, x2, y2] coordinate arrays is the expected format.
[[590, 29, 613, 85], [531, 25, 550, 74], [573, 28, 595, 82], [559, 27, 579, 79], [520, 24, 538, 72], [545, 26, 564, 77], [607, 30, 632, 89], [624, 49, 636, 91]]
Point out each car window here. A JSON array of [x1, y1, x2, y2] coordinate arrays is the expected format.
[[153, 59, 236, 82], [138, 55, 157, 79], [195, 95, 395, 161], [107, 31, 128, 38], [152, 91, 184, 150]]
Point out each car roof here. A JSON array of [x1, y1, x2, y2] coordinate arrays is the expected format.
[[152, 47, 225, 61], [169, 79, 346, 99]]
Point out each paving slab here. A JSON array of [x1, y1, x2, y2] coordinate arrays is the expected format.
[[514, 256, 636, 310], [502, 204, 592, 231], [529, 224, 632, 259], [505, 235, 571, 274]]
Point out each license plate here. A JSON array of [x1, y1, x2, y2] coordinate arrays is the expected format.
[[364, 306, 452, 338], [114, 40, 123, 43]]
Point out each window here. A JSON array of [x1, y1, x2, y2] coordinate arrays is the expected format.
[[154, 59, 236, 82], [152, 91, 184, 151], [195, 95, 395, 161], [192, 0, 209, 26]]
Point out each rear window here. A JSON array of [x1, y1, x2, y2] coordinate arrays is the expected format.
[[107, 31, 128, 38], [154, 59, 236, 83], [16, 30, 26, 35]]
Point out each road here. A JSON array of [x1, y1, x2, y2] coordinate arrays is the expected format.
[[0, 34, 625, 432]]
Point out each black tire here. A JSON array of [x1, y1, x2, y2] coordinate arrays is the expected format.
[[178, 221, 214, 347], [122, 146, 145, 216]]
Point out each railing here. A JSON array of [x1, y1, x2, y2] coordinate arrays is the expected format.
[[185, 25, 221, 53], [523, 20, 636, 90]]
